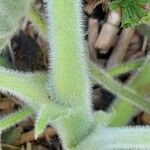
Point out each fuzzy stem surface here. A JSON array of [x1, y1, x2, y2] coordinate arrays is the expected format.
[[109, 55, 150, 126], [47, 0, 94, 149]]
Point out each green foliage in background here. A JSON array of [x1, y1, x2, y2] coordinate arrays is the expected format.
[[110, 0, 150, 27]]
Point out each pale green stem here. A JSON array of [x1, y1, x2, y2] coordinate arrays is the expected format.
[[89, 62, 150, 113], [109, 55, 150, 126], [47, 0, 94, 149], [34, 106, 48, 139], [47, 0, 91, 108], [35, 103, 69, 138], [94, 111, 112, 127], [28, 7, 47, 37], [0, 107, 33, 130], [0, 0, 32, 49], [106, 58, 144, 76], [0, 68, 49, 110], [0, 67, 70, 136], [76, 126, 150, 150]]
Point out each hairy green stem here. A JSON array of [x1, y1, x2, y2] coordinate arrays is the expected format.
[[106, 58, 144, 76], [0, 68, 49, 110], [47, 0, 94, 149], [0, 0, 32, 49], [109, 55, 150, 126], [35, 103, 69, 138], [47, 0, 91, 108], [76, 126, 150, 150], [0, 107, 33, 130], [89, 62, 150, 113], [28, 7, 47, 37]]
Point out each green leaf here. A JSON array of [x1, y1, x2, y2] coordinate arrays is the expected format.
[[2, 126, 23, 144], [0, 107, 33, 131], [34, 106, 48, 139], [110, 0, 150, 27], [0, 68, 49, 110], [0, 0, 32, 50], [35, 102, 71, 139], [94, 111, 112, 127], [110, 0, 122, 10], [28, 7, 47, 37], [106, 58, 144, 76]]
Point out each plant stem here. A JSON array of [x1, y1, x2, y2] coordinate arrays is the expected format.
[[28, 7, 47, 37], [47, 0, 91, 107], [109, 55, 150, 126], [30, 0, 149, 129], [47, 0, 94, 149], [106, 58, 144, 76], [90, 62, 150, 113], [76, 126, 150, 149], [0, 68, 49, 110], [0, 107, 33, 130]]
